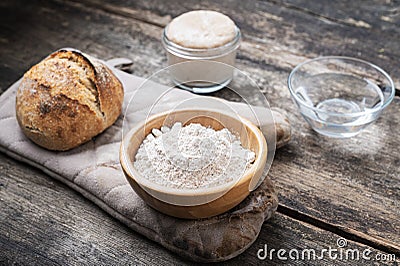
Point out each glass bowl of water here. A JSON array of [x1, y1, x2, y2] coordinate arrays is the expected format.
[[288, 56, 395, 138]]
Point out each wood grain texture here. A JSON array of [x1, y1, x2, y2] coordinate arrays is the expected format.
[[62, 0, 400, 252], [0, 0, 399, 264], [64, 0, 400, 88], [0, 153, 185, 266], [1, 153, 398, 265], [48, 0, 400, 250]]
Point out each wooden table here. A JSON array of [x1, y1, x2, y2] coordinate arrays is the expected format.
[[1, 0, 399, 265]]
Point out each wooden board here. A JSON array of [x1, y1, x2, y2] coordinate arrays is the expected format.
[[0, 0, 399, 264], [1, 153, 397, 265]]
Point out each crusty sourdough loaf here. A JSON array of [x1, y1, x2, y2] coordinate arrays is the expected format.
[[16, 49, 124, 151]]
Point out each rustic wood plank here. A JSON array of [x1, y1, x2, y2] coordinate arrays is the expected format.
[[1, 153, 398, 265], [270, 0, 400, 33], [0, 0, 399, 262], [37, 0, 400, 252], [0, 153, 187, 265], [270, 98, 400, 253], [66, 0, 400, 87]]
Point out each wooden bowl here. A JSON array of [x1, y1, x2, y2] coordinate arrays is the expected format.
[[120, 109, 267, 219]]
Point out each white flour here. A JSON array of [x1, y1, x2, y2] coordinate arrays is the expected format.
[[134, 122, 255, 189]]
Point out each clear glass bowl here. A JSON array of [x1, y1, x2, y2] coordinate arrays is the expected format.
[[288, 56, 395, 138]]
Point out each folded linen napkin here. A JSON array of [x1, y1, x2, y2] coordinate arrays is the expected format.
[[0, 57, 291, 262]]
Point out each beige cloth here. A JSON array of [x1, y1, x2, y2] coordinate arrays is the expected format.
[[0, 62, 290, 262]]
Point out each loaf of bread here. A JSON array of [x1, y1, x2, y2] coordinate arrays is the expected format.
[[16, 49, 124, 151]]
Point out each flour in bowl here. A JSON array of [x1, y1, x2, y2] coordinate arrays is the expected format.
[[133, 122, 256, 189]]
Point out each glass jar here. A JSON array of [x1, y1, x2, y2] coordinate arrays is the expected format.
[[162, 22, 241, 93]]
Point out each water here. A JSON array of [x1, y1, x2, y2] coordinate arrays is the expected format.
[[294, 73, 384, 138]]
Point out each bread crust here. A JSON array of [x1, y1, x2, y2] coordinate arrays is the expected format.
[[16, 50, 124, 151]]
